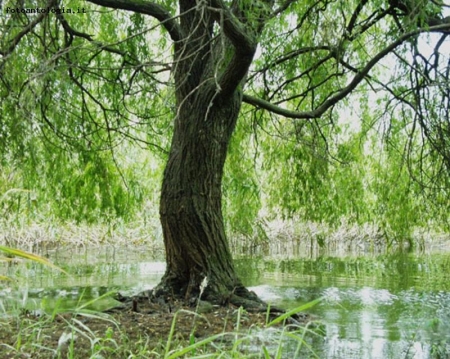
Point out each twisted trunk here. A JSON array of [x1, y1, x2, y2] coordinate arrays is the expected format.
[[154, 84, 260, 305], [149, 0, 272, 307]]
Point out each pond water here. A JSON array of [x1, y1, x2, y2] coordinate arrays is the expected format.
[[1, 245, 450, 358]]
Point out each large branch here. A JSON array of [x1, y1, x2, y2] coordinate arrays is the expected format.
[[209, 0, 256, 55], [243, 23, 450, 119], [207, 0, 268, 99], [87, 0, 182, 42], [346, 0, 370, 35]]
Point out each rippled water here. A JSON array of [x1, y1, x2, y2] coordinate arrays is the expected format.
[[2, 246, 450, 358], [236, 254, 450, 358]]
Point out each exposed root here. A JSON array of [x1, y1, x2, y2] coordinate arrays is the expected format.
[[110, 286, 309, 325]]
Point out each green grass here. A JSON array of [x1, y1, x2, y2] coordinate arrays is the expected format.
[[0, 307, 323, 358], [1, 260, 322, 358], [0, 244, 323, 358]]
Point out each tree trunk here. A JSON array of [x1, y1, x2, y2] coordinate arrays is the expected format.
[[146, 0, 271, 308], [154, 84, 260, 306]]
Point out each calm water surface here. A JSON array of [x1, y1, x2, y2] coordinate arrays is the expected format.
[[2, 245, 450, 358]]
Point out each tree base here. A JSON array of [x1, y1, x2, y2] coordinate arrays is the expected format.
[[149, 280, 267, 309], [111, 284, 309, 326]]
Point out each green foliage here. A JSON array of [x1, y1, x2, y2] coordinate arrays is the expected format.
[[223, 113, 262, 237], [0, 141, 151, 223], [224, 93, 450, 243], [260, 117, 332, 221], [0, 0, 449, 247], [0, 0, 170, 223]]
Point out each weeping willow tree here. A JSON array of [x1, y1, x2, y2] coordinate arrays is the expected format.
[[1, 0, 450, 307]]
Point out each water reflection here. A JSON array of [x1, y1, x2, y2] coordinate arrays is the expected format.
[[1, 246, 450, 358], [239, 255, 450, 358]]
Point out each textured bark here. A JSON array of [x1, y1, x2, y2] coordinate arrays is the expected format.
[[154, 86, 256, 304], [5, 0, 265, 307], [85, 3, 268, 304], [150, 0, 270, 306]]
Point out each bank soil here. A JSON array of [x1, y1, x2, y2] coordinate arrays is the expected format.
[[0, 295, 310, 358]]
